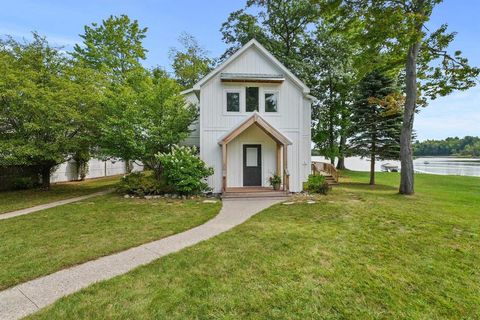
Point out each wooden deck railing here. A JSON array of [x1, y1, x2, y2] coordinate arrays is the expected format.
[[311, 161, 339, 183]]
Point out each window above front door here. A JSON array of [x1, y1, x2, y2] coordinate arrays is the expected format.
[[246, 87, 259, 112]]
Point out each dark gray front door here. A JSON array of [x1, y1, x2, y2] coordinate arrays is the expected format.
[[243, 144, 262, 186]]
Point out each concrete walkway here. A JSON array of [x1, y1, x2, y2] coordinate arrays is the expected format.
[[0, 190, 113, 221], [0, 198, 284, 320]]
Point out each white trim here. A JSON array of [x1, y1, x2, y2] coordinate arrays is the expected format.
[[193, 39, 310, 94], [263, 89, 280, 114]]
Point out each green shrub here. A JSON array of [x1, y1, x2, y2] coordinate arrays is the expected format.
[[116, 172, 173, 196], [305, 174, 331, 195], [268, 174, 282, 190], [156, 145, 214, 195], [12, 177, 36, 190]]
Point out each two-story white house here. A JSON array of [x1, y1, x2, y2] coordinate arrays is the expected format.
[[182, 39, 314, 195]]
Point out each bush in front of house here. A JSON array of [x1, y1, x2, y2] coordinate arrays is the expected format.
[[156, 145, 214, 195], [12, 177, 36, 190], [116, 172, 174, 196], [305, 174, 331, 195]]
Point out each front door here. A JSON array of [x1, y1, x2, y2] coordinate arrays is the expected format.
[[243, 144, 262, 186]]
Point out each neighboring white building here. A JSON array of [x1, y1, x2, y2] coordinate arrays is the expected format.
[[182, 39, 314, 194]]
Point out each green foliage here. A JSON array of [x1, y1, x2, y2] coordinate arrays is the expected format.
[[305, 174, 330, 195], [116, 172, 173, 196], [220, 0, 320, 72], [72, 14, 147, 82], [169, 33, 213, 89], [327, 0, 479, 193], [98, 70, 197, 172], [350, 70, 403, 161], [268, 174, 282, 189], [12, 177, 36, 190], [156, 145, 214, 195], [414, 136, 480, 157], [0, 34, 105, 187]]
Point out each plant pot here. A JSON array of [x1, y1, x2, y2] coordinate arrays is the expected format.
[[272, 183, 281, 191]]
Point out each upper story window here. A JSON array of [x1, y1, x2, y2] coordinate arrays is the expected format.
[[246, 87, 259, 112], [226, 90, 240, 112], [264, 91, 278, 112]]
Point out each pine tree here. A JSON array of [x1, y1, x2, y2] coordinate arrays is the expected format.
[[350, 70, 403, 185]]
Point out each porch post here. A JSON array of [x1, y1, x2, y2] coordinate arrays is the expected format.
[[283, 144, 289, 192], [222, 143, 227, 193], [276, 143, 282, 177]]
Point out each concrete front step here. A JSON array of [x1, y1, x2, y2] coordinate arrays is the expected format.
[[222, 191, 289, 199]]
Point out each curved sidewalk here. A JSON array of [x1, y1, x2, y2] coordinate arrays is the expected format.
[[0, 198, 283, 320], [0, 190, 113, 221]]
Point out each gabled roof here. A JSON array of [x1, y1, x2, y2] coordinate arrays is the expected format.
[[218, 112, 292, 146], [193, 39, 310, 94]]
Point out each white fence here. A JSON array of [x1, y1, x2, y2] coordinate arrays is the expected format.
[[50, 158, 143, 183]]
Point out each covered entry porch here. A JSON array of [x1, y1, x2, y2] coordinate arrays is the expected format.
[[218, 113, 292, 194]]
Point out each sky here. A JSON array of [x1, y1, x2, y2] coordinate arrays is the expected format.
[[1, 0, 479, 141]]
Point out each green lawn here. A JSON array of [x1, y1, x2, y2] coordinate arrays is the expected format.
[[29, 172, 480, 319], [0, 194, 220, 290], [0, 176, 121, 214]]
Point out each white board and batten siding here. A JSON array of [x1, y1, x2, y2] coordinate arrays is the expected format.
[[185, 39, 313, 193]]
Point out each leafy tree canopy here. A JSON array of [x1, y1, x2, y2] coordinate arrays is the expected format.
[[414, 136, 480, 157], [169, 32, 213, 89], [0, 33, 105, 187], [72, 14, 148, 82]]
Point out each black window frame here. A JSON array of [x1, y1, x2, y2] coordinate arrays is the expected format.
[[226, 91, 240, 112], [246, 87, 259, 112]]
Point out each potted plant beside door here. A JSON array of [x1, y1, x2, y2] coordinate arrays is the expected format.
[[268, 174, 282, 190]]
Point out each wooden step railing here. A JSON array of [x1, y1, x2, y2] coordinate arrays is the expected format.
[[311, 161, 339, 183]]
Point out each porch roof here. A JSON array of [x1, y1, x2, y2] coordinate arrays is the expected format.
[[218, 112, 292, 146]]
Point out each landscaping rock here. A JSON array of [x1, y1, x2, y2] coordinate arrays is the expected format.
[[203, 200, 218, 204], [282, 201, 294, 205], [123, 194, 130, 199], [306, 200, 316, 204]]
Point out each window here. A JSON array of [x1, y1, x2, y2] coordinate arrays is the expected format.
[[246, 87, 259, 112], [226, 91, 240, 112], [265, 92, 278, 112]]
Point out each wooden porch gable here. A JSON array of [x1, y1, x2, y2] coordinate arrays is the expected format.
[[218, 113, 291, 193]]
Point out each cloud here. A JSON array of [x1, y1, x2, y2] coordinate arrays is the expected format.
[[0, 26, 79, 47]]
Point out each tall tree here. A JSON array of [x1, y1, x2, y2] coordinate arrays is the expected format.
[[73, 15, 150, 168], [0, 34, 104, 188], [220, 0, 320, 74], [306, 24, 356, 167], [72, 14, 147, 82], [169, 33, 213, 89], [350, 70, 403, 185], [99, 69, 197, 176], [326, 0, 479, 194]]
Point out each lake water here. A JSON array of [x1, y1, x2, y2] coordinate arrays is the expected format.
[[312, 156, 480, 177]]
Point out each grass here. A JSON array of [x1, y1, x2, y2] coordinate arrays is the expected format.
[[0, 194, 220, 290], [28, 172, 480, 319], [0, 176, 121, 214]]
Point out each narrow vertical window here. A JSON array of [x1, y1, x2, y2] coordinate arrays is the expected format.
[[246, 87, 259, 112], [226, 92, 240, 112], [265, 92, 278, 112]]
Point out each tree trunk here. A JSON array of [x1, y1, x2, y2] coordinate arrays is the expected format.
[[399, 42, 420, 195], [328, 69, 336, 166], [370, 153, 375, 185], [125, 160, 133, 174], [41, 166, 52, 189], [337, 134, 347, 170]]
